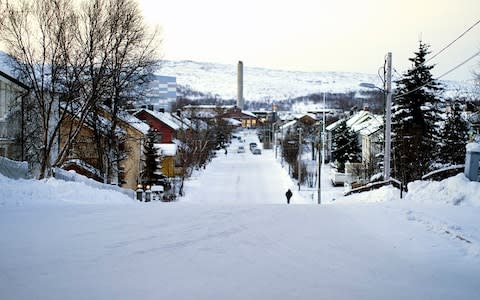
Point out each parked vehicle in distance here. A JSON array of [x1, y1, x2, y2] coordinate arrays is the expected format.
[[237, 146, 245, 153], [252, 148, 262, 155], [249, 142, 257, 150]]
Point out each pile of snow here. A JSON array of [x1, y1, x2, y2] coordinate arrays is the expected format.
[[0, 173, 135, 208], [341, 185, 401, 203], [343, 173, 480, 207], [407, 173, 480, 206]]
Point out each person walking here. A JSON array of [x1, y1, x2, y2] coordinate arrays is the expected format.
[[285, 189, 293, 204]]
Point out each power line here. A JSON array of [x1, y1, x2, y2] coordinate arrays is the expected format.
[[425, 19, 480, 64], [435, 50, 480, 80], [394, 18, 480, 80], [394, 49, 480, 100]]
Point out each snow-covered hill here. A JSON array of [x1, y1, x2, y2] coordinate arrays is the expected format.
[[158, 60, 477, 102]]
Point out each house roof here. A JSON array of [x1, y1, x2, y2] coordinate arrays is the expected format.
[[225, 118, 242, 126], [358, 115, 383, 136], [241, 110, 257, 118], [280, 120, 297, 130], [118, 111, 150, 135], [136, 109, 181, 131], [154, 143, 177, 156], [0, 51, 29, 90], [326, 119, 343, 131], [346, 110, 370, 128], [326, 110, 383, 134]]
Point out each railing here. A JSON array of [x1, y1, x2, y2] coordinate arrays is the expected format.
[[421, 165, 465, 181]]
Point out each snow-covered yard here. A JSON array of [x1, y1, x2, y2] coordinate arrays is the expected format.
[[1, 130, 479, 300]]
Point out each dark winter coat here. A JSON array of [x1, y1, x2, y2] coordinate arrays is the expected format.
[[285, 189, 293, 203]]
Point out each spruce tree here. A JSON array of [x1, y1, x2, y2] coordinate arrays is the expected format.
[[392, 41, 444, 184], [332, 119, 361, 172], [439, 100, 469, 165], [143, 128, 162, 185]]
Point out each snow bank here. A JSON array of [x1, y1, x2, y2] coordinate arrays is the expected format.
[[406, 173, 480, 206], [0, 156, 29, 179], [0, 173, 135, 208], [342, 185, 401, 203]]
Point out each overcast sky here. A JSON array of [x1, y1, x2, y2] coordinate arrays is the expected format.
[[139, 0, 479, 81]]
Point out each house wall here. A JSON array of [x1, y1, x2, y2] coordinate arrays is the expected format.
[[135, 110, 176, 143], [0, 76, 27, 160], [161, 156, 175, 177], [59, 116, 104, 174], [121, 125, 143, 190], [60, 114, 145, 190]]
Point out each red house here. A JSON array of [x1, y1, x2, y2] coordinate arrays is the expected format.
[[134, 109, 180, 143]]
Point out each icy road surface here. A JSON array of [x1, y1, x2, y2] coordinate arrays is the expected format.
[[1, 130, 479, 300]]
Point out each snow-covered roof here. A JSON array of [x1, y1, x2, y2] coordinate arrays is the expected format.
[[326, 119, 343, 131], [154, 143, 177, 156], [137, 109, 181, 131], [358, 115, 383, 136], [327, 111, 382, 134], [183, 104, 235, 110], [280, 120, 297, 130], [169, 113, 193, 130], [346, 110, 370, 128], [225, 118, 242, 126], [0, 51, 14, 77], [296, 113, 317, 120], [118, 111, 149, 135], [241, 110, 257, 118]]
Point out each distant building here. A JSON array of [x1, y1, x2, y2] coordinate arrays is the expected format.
[[139, 75, 177, 112]]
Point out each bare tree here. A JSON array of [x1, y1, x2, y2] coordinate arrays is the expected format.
[[176, 112, 217, 196], [98, 0, 160, 184], [1, 0, 160, 180], [1, 0, 86, 178]]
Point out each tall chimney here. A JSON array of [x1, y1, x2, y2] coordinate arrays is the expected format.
[[237, 61, 244, 110]]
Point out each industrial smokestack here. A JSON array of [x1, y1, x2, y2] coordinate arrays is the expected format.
[[237, 61, 244, 110]]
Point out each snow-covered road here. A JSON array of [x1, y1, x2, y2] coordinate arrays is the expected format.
[[182, 130, 307, 204], [1, 129, 479, 300]]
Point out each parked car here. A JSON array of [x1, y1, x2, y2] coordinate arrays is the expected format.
[[252, 148, 262, 155], [249, 142, 257, 150], [237, 146, 246, 153]]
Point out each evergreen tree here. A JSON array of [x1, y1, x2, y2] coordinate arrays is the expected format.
[[143, 128, 162, 185], [439, 100, 469, 165], [332, 119, 361, 172], [392, 41, 444, 184]]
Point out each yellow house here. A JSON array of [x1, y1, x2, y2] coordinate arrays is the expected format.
[[154, 143, 177, 177], [59, 109, 149, 190]]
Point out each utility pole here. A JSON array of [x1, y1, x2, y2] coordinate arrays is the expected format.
[[298, 128, 302, 191], [273, 123, 277, 159], [384, 52, 393, 180], [322, 93, 326, 164], [317, 127, 321, 204]]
